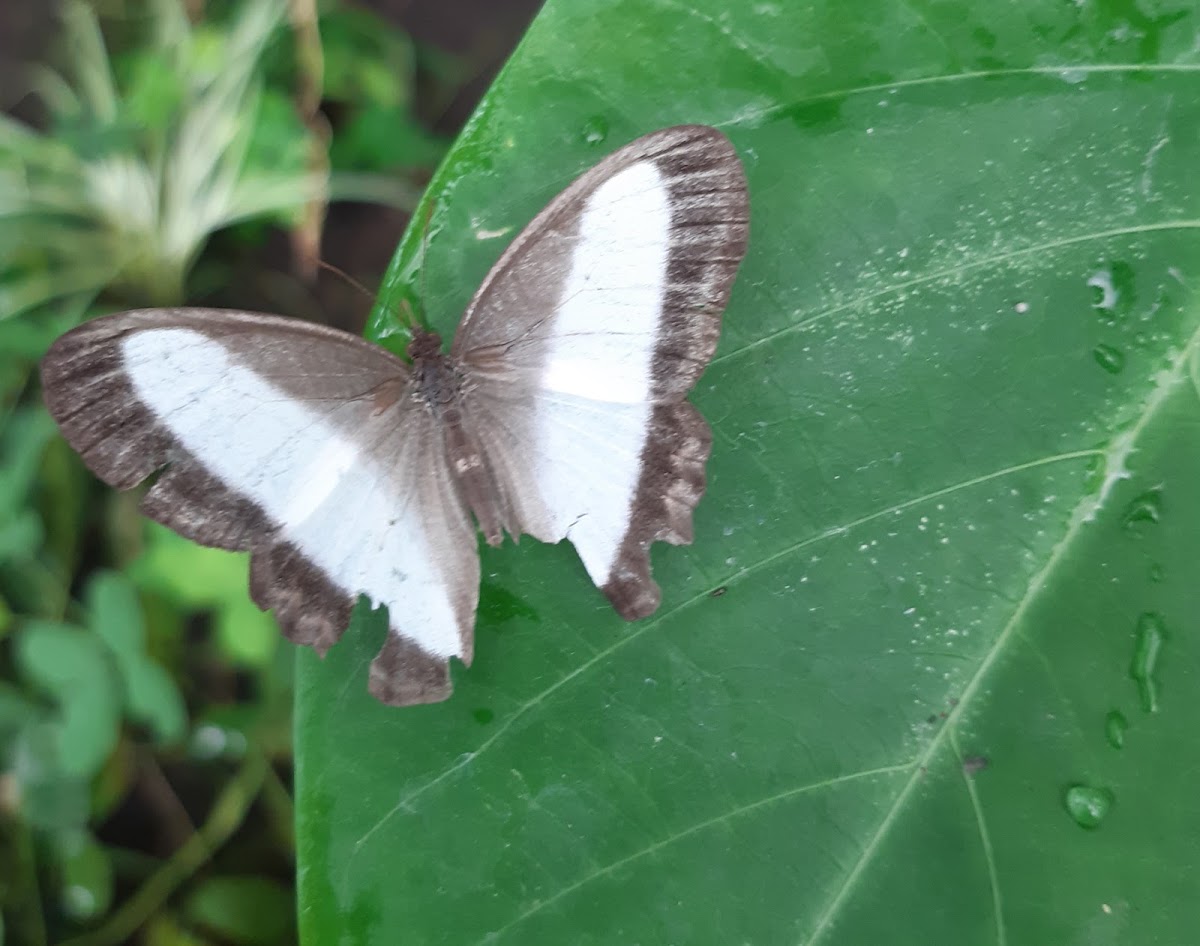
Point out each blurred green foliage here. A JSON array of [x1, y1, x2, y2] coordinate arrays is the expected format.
[[0, 0, 455, 943]]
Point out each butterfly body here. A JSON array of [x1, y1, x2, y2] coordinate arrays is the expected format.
[[406, 329, 510, 547], [42, 125, 749, 705]]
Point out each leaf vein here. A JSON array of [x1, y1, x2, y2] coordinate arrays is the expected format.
[[484, 761, 917, 945], [721, 64, 1200, 130], [713, 220, 1200, 366], [952, 731, 1007, 946]]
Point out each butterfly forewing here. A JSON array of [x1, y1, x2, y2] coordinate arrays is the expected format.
[[452, 125, 749, 618]]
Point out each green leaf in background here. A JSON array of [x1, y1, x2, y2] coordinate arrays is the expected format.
[[297, 1, 1200, 943], [52, 828, 114, 923], [329, 106, 448, 174], [118, 49, 189, 135], [182, 874, 295, 946], [320, 6, 415, 109], [0, 409, 56, 528], [0, 309, 80, 406], [15, 622, 122, 780], [88, 571, 187, 744], [131, 523, 278, 668], [0, 512, 42, 566], [9, 724, 90, 832], [0, 0, 326, 316], [319, 4, 449, 176], [0, 409, 55, 613], [0, 683, 40, 757]]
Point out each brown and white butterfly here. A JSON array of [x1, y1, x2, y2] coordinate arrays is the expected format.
[[40, 125, 749, 706]]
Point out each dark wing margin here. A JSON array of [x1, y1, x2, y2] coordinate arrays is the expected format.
[[602, 401, 712, 619], [606, 126, 746, 615], [642, 124, 749, 397]]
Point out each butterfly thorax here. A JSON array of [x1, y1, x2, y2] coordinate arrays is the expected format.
[[407, 327, 506, 547], [407, 329, 456, 407], [406, 328, 444, 362]]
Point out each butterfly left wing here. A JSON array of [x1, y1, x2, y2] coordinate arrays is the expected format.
[[450, 125, 749, 618], [41, 309, 478, 705]]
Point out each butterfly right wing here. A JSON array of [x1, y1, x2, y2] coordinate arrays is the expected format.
[[41, 309, 478, 705], [451, 126, 749, 618]]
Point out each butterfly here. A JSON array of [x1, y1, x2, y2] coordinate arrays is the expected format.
[[40, 125, 750, 706]]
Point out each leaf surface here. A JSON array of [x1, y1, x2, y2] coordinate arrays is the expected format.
[[297, 1, 1200, 943]]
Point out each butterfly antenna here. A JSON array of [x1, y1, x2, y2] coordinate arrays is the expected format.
[[316, 259, 376, 303], [398, 297, 418, 330], [416, 197, 436, 329]]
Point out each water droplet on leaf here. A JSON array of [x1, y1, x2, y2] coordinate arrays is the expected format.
[[1105, 710, 1127, 749], [1064, 784, 1113, 828], [1093, 344, 1125, 374], [472, 708, 495, 725], [1087, 261, 1136, 320], [1129, 612, 1166, 713], [1089, 271, 1115, 310], [581, 115, 609, 144], [1122, 489, 1162, 529]]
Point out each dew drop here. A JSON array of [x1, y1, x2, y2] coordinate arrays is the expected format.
[[1064, 784, 1113, 828], [472, 708, 495, 725], [1088, 269, 1118, 311], [1105, 710, 1127, 749], [1129, 612, 1166, 713], [1149, 563, 1164, 583], [1093, 344, 1125, 374], [1122, 488, 1162, 529], [581, 115, 609, 144], [1087, 261, 1136, 320]]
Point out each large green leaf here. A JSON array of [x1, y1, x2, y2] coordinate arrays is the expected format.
[[296, 1, 1200, 942]]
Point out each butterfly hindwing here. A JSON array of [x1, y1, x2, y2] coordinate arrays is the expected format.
[[453, 125, 749, 617], [41, 309, 477, 705]]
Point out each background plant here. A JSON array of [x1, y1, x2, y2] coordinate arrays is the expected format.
[[0, 0, 471, 942]]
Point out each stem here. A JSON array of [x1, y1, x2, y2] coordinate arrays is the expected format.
[[2, 812, 48, 946], [55, 753, 267, 946], [258, 759, 295, 854], [287, 0, 329, 282]]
